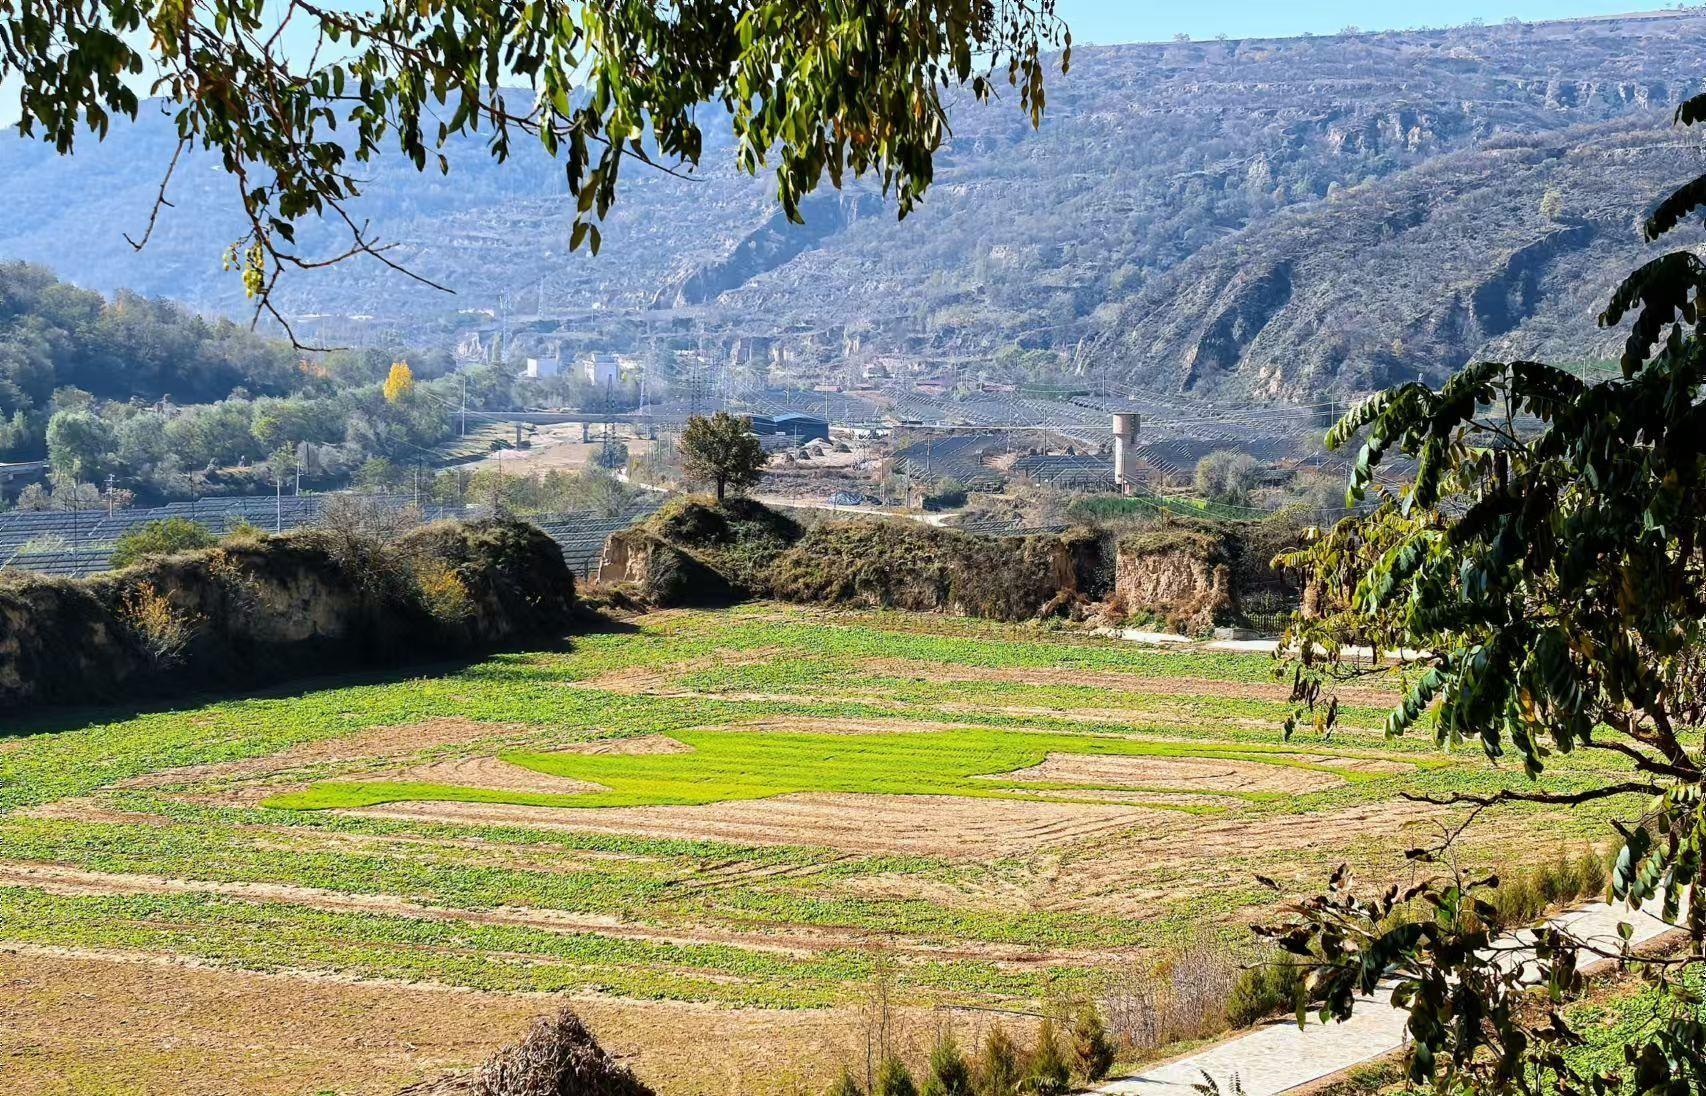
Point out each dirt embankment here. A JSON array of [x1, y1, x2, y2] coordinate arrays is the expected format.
[[600, 496, 1108, 622], [594, 498, 1305, 631], [1110, 528, 1237, 633], [0, 519, 577, 714]]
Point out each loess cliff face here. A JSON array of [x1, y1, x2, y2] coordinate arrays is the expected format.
[[1109, 531, 1239, 635]]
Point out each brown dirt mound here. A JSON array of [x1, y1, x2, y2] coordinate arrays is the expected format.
[[350, 792, 1172, 859], [403, 1008, 653, 1096], [988, 753, 1346, 794]]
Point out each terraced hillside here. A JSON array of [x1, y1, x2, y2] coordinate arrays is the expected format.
[[0, 606, 1622, 1093]]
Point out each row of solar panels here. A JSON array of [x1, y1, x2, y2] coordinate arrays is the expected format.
[[0, 493, 661, 579], [0, 493, 471, 553]]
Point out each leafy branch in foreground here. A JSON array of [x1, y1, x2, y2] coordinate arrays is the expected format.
[[0, 0, 1068, 344], [1267, 89, 1706, 1094]]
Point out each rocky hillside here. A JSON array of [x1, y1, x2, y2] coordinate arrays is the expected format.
[[0, 11, 1703, 396], [1115, 119, 1706, 399]]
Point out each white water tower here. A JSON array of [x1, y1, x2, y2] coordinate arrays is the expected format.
[[1112, 412, 1140, 494]]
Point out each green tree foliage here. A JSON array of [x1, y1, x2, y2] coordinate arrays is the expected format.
[[592, 440, 631, 471], [0, 264, 300, 440], [678, 412, 767, 502], [974, 1028, 1025, 1096], [1194, 450, 1261, 506], [44, 408, 117, 479], [1068, 1007, 1115, 1083], [0, 0, 1067, 329], [921, 1030, 974, 1096], [875, 1056, 918, 1096], [110, 518, 217, 568], [1268, 85, 1706, 1096], [1022, 1019, 1069, 1096]]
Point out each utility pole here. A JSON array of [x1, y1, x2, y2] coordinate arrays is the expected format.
[[459, 374, 468, 437], [105, 473, 116, 517]]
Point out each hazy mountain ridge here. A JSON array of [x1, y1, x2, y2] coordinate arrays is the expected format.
[[1, 11, 1704, 395]]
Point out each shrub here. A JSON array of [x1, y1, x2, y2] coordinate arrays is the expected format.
[[922, 1031, 974, 1096], [116, 581, 199, 667], [1069, 1006, 1115, 1082], [1224, 955, 1307, 1029], [876, 1056, 918, 1096], [1023, 1019, 1069, 1096], [975, 1027, 1025, 1096], [222, 520, 266, 544], [110, 517, 216, 568], [826, 1070, 864, 1096], [413, 558, 475, 622], [1481, 846, 1611, 930], [1100, 943, 1239, 1052]]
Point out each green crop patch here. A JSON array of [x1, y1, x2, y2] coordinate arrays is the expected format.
[[263, 726, 1399, 812]]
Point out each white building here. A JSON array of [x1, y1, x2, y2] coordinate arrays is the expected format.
[[522, 355, 561, 379], [583, 354, 623, 387]]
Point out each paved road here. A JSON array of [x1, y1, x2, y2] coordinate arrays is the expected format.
[[1097, 897, 1679, 1096]]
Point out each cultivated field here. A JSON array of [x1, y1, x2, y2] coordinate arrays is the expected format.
[[0, 605, 1621, 1093]]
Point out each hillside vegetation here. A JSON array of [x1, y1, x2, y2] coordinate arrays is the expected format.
[[1, 13, 1703, 396]]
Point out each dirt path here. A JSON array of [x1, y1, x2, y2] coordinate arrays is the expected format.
[[1096, 896, 1682, 1096]]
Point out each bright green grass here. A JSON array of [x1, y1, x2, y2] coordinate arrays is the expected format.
[[262, 726, 1400, 812]]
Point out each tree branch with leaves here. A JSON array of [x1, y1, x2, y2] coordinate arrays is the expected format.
[[0, 0, 1069, 345], [1267, 87, 1706, 1095]]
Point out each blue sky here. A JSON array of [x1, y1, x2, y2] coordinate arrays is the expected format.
[[1057, 1, 1678, 42]]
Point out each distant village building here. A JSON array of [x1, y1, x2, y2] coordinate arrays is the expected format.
[[521, 355, 561, 379]]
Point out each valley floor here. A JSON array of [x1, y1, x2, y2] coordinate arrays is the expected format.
[[0, 605, 1621, 1093]]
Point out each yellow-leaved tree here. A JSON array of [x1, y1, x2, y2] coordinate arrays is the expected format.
[[382, 362, 415, 404]]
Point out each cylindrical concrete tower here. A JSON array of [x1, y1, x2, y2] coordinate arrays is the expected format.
[[1112, 412, 1140, 494]]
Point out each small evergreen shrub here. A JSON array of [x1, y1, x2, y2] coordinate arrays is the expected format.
[[876, 1056, 918, 1096], [1224, 956, 1306, 1029], [922, 1031, 973, 1096], [111, 517, 216, 568], [975, 1027, 1025, 1096], [1023, 1019, 1069, 1096], [1069, 1006, 1115, 1082], [826, 1069, 864, 1096]]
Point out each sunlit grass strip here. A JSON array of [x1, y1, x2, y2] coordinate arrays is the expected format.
[[263, 727, 1409, 812]]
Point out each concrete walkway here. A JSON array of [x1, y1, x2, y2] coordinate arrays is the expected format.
[[1097, 897, 1679, 1096]]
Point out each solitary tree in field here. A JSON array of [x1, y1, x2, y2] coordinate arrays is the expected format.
[[678, 412, 766, 502], [0, 1, 1068, 340], [1268, 89, 1706, 1095]]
